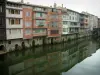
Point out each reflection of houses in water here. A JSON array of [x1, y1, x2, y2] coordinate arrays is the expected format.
[[68, 46, 79, 68], [78, 40, 89, 62], [47, 51, 62, 73], [61, 50, 69, 71], [0, 39, 98, 75], [33, 56, 47, 75]]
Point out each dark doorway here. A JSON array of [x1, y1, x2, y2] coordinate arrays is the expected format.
[[32, 40, 35, 47], [43, 38, 46, 45], [0, 45, 5, 51], [21, 42, 25, 49], [15, 44, 19, 50], [51, 38, 53, 45]]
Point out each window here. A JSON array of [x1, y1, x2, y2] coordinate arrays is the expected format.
[[11, 10, 14, 14], [52, 8, 56, 12], [25, 29, 31, 35], [81, 19, 84, 22], [63, 28, 68, 32], [9, 29, 11, 34], [36, 13, 40, 17], [50, 30, 59, 34], [63, 21, 68, 24], [63, 21, 65, 24], [63, 28, 66, 32], [36, 20, 45, 26], [26, 12, 30, 16], [51, 22, 57, 27], [75, 17, 77, 21], [11, 19, 14, 25], [40, 13, 42, 17], [9, 9, 20, 14], [73, 17, 74, 20], [0, 5, 3, 12], [34, 7, 44, 11], [15, 10, 20, 14], [86, 19, 88, 22], [34, 29, 40, 33], [36, 13, 45, 17], [51, 15, 58, 18], [25, 21, 31, 27], [69, 16, 71, 20], [34, 29, 45, 33], [9, 19, 21, 25], [16, 19, 20, 24]]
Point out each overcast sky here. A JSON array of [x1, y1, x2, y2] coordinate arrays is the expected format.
[[8, 0, 100, 17]]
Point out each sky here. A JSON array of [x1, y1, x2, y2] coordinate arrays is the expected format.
[[8, 0, 100, 17]]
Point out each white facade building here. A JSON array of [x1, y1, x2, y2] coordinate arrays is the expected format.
[[82, 12, 98, 31], [62, 9, 80, 35], [6, 1, 23, 40]]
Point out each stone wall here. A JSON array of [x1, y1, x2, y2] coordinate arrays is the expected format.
[[0, 33, 90, 52]]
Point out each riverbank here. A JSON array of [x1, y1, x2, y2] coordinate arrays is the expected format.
[[0, 33, 91, 52]]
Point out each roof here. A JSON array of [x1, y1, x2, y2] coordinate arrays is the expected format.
[[67, 8, 80, 14], [81, 11, 98, 17], [80, 13, 88, 16], [7, 1, 51, 8]]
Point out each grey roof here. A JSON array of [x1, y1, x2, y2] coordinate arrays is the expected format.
[[67, 8, 80, 14], [7, 1, 51, 8]]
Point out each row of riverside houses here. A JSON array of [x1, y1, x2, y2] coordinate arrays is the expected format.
[[0, 0, 99, 52]]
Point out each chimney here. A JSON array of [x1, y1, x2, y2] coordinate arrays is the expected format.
[[54, 3, 57, 8], [21, 0, 24, 3], [62, 4, 63, 8]]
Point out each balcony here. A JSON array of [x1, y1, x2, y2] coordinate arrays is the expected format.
[[68, 24, 80, 28], [6, 19, 23, 28], [80, 21, 88, 25], [6, 10, 22, 18], [33, 9, 47, 13], [6, 6, 22, 10], [33, 29, 47, 36], [38, 24, 45, 27], [6, 29, 23, 40], [33, 24, 47, 28], [33, 32, 47, 36], [50, 30, 59, 35], [49, 12, 58, 15], [33, 17, 46, 20]]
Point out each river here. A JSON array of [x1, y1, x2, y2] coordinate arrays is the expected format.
[[0, 38, 100, 75]]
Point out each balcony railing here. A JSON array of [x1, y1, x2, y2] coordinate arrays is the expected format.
[[6, 6, 22, 10], [33, 9, 47, 13], [33, 17, 46, 20], [38, 25, 45, 27], [33, 32, 47, 36]]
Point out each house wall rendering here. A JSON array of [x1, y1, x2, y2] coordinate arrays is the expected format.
[[0, 0, 99, 51], [62, 8, 80, 35]]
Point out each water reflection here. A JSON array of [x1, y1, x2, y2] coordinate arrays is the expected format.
[[0, 38, 100, 75]]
